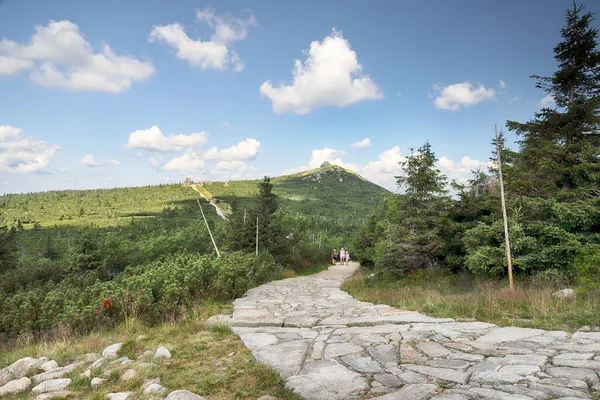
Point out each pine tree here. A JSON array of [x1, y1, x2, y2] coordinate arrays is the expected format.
[[507, 2, 600, 196]]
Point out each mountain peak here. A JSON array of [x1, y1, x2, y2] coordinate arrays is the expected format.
[[320, 161, 331, 168]]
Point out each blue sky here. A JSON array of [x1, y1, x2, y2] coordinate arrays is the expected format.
[[1, 0, 596, 194]]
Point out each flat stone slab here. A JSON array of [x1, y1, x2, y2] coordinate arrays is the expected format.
[[230, 262, 600, 400]]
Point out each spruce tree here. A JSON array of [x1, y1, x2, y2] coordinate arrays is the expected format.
[[507, 2, 600, 196]]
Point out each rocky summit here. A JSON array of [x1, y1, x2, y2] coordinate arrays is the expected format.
[[229, 262, 600, 399]]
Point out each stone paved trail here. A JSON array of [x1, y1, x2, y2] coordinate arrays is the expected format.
[[231, 262, 600, 400]]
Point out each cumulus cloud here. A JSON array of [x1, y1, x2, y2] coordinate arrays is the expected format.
[[437, 156, 489, 184], [203, 138, 260, 161], [211, 160, 256, 180], [433, 82, 496, 110], [149, 7, 256, 72], [80, 154, 120, 167], [499, 80, 506, 89], [0, 20, 154, 92], [539, 94, 556, 108], [124, 125, 208, 152], [0, 125, 60, 173], [359, 146, 405, 187], [163, 151, 205, 172], [351, 138, 371, 148], [260, 29, 382, 114]]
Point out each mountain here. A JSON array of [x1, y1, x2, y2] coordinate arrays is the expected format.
[[0, 164, 390, 229]]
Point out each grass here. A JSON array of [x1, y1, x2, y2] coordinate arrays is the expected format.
[[0, 302, 302, 400], [342, 269, 600, 332], [288, 263, 330, 277]]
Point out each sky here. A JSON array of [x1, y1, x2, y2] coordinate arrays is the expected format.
[[1, 0, 597, 194]]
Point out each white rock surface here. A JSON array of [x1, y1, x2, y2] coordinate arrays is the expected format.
[[206, 314, 232, 327], [40, 360, 59, 372], [120, 368, 137, 381], [31, 362, 84, 385], [8, 357, 42, 378], [91, 377, 107, 387], [31, 378, 71, 394], [144, 383, 167, 394], [154, 346, 172, 359], [36, 390, 71, 399], [106, 392, 132, 400], [166, 389, 206, 399], [0, 377, 31, 396], [102, 343, 123, 360]]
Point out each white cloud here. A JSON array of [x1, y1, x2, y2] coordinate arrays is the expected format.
[[437, 156, 489, 184], [351, 138, 371, 148], [0, 125, 60, 173], [0, 20, 154, 92], [124, 125, 208, 152], [203, 138, 260, 161], [211, 160, 256, 180], [260, 29, 383, 114], [499, 80, 506, 89], [148, 155, 160, 167], [163, 151, 205, 172], [149, 7, 255, 72], [539, 94, 556, 108], [433, 82, 496, 110], [81, 154, 120, 167], [359, 146, 405, 187], [221, 121, 230, 127]]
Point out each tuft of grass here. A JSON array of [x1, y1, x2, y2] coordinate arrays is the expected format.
[[342, 270, 600, 332], [208, 324, 233, 335]]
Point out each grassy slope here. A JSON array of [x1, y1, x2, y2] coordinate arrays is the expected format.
[[0, 164, 389, 230]]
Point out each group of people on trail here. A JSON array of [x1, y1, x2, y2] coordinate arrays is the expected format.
[[331, 247, 350, 265]]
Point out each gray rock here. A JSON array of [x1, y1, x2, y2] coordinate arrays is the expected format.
[[430, 395, 470, 400], [254, 340, 308, 378], [323, 342, 363, 359], [468, 387, 533, 400], [395, 371, 431, 384], [416, 341, 451, 358], [498, 364, 540, 376], [529, 382, 591, 398], [142, 378, 160, 390], [91, 377, 107, 387], [475, 327, 545, 344], [165, 389, 206, 399], [553, 353, 595, 360], [206, 314, 232, 327], [425, 359, 471, 371], [374, 373, 403, 388], [286, 363, 368, 400], [31, 362, 84, 384], [40, 360, 59, 372], [31, 378, 71, 394], [340, 354, 383, 373], [552, 288, 576, 299], [155, 346, 172, 359], [36, 390, 71, 399], [502, 354, 548, 365], [143, 383, 167, 394], [0, 377, 31, 396], [102, 343, 122, 360], [80, 369, 91, 379], [0, 367, 11, 387], [120, 368, 137, 381], [552, 359, 600, 369], [471, 370, 526, 384], [403, 364, 470, 384], [90, 357, 105, 369], [257, 396, 279, 400], [546, 366, 599, 384], [106, 392, 133, 400], [8, 357, 42, 378], [373, 384, 437, 399], [368, 345, 398, 365]]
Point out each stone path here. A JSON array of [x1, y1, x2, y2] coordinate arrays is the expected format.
[[231, 262, 600, 400]]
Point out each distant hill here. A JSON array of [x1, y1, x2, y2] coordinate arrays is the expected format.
[[0, 164, 390, 229]]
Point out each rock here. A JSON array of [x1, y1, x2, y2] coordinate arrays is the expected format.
[[36, 390, 71, 399], [144, 383, 167, 394], [142, 378, 160, 389], [553, 288, 576, 299], [165, 389, 206, 399], [141, 350, 154, 359], [286, 363, 369, 400], [80, 369, 91, 379], [206, 314, 232, 327], [528, 382, 591, 398], [471, 370, 526, 384], [323, 342, 363, 359], [102, 343, 123, 360], [373, 384, 438, 400], [0, 367, 12, 387], [40, 360, 59, 372], [415, 341, 451, 358], [469, 387, 534, 400], [475, 327, 545, 344], [0, 377, 31, 396], [502, 354, 548, 365], [8, 357, 42, 378], [374, 373, 403, 388], [368, 344, 398, 365], [90, 357, 105, 369], [154, 346, 172, 359], [257, 396, 279, 400], [31, 378, 71, 394], [120, 369, 137, 381], [106, 392, 132, 400], [546, 366, 599, 384], [110, 356, 130, 365], [91, 377, 107, 387], [403, 364, 470, 384], [498, 364, 541, 376], [31, 362, 84, 384], [425, 359, 471, 371], [254, 340, 308, 378], [340, 354, 383, 373]]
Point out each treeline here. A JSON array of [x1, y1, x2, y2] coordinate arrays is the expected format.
[[0, 177, 350, 340], [355, 3, 600, 290]]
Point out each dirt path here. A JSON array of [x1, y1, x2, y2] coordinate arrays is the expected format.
[[231, 262, 600, 399]]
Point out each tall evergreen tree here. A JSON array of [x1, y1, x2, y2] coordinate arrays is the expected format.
[[375, 142, 450, 273], [507, 2, 600, 196]]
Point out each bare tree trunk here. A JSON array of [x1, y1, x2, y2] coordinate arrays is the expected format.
[[495, 124, 514, 293], [256, 216, 259, 256], [196, 198, 220, 258]]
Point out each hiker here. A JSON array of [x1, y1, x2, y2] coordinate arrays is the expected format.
[[340, 248, 345, 265], [345, 250, 350, 265], [332, 248, 338, 265]]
